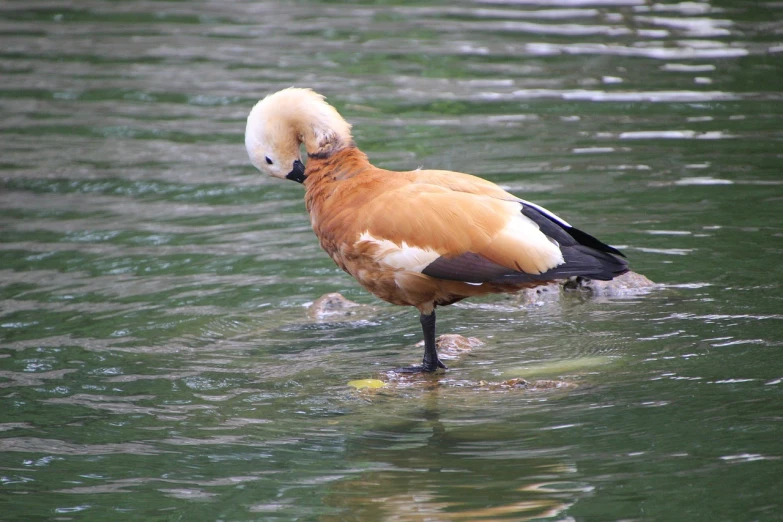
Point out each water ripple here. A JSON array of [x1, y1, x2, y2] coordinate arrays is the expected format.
[[1, 0, 782, 519], [0, 437, 163, 456]]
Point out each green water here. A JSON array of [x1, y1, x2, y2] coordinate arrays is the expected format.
[[1, 1, 782, 520]]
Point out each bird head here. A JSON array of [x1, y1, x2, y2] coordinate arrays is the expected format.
[[245, 89, 306, 183], [245, 88, 352, 184]]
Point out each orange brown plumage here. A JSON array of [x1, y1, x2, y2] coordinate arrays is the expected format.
[[245, 88, 628, 373]]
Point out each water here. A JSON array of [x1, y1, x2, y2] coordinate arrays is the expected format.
[[1, 0, 782, 520]]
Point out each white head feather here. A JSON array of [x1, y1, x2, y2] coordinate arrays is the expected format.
[[245, 88, 353, 180]]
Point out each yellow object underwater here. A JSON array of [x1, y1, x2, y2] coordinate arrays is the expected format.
[[347, 379, 387, 390]]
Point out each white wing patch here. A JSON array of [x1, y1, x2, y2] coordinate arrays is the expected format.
[[494, 206, 565, 273], [357, 231, 440, 272]]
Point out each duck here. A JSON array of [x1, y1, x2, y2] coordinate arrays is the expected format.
[[245, 87, 628, 373]]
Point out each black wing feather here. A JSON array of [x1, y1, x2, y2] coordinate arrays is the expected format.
[[421, 202, 629, 284], [520, 205, 626, 259]]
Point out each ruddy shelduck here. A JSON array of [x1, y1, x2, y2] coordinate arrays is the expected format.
[[245, 88, 628, 373]]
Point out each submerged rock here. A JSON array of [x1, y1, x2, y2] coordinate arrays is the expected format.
[[478, 378, 530, 390], [310, 270, 654, 321], [527, 379, 577, 391], [515, 282, 563, 306], [514, 271, 656, 306], [415, 334, 484, 360], [370, 375, 577, 393], [563, 270, 657, 298], [476, 378, 576, 391], [307, 292, 366, 319]]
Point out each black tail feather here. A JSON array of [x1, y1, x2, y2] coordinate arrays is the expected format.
[[517, 204, 629, 281]]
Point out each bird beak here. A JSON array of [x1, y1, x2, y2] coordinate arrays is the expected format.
[[286, 159, 306, 183]]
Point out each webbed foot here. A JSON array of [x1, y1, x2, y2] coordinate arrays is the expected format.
[[391, 310, 448, 374], [394, 358, 448, 374]]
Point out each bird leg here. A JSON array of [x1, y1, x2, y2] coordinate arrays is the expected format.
[[396, 311, 447, 373], [420, 311, 447, 371]]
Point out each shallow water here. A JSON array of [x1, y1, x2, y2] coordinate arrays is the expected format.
[[1, 1, 782, 520]]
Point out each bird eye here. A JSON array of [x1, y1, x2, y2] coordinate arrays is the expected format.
[[265, 156, 273, 165]]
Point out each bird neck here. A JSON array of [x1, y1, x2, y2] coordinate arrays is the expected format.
[[303, 147, 374, 232], [300, 127, 352, 159], [304, 146, 372, 184], [292, 100, 353, 158]]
